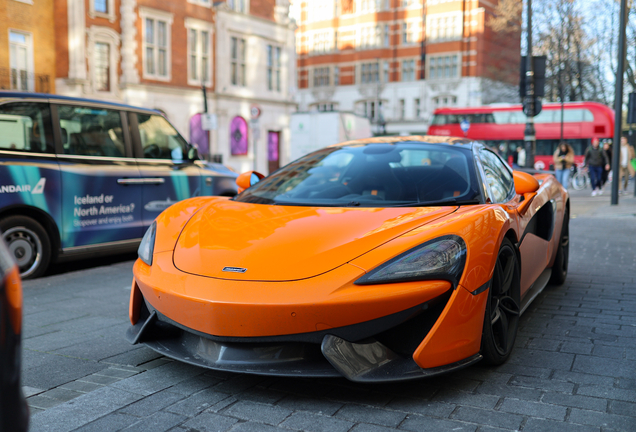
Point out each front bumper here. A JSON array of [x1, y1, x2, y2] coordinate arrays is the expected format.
[[127, 275, 485, 382]]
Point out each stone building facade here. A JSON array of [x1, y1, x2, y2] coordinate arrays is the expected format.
[[293, 0, 520, 135], [54, 0, 297, 173]]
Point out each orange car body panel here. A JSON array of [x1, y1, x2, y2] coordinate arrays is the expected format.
[[413, 286, 488, 369], [133, 254, 451, 337], [173, 199, 457, 281], [130, 138, 569, 371], [4, 267, 23, 334]]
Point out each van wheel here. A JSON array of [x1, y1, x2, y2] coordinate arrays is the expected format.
[[0, 216, 51, 279]]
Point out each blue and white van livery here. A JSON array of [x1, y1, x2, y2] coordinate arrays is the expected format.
[[0, 93, 237, 279]]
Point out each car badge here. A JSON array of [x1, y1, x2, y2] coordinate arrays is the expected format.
[[222, 266, 247, 273]]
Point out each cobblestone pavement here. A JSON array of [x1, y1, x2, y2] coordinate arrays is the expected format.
[[22, 188, 636, 432]]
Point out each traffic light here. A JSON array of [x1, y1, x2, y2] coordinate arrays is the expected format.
[[628, 92, 636, 125], [520, 56, 547, 116]]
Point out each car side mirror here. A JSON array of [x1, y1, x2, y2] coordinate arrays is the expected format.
[[236, 171, 265, 193], [513, 171, 540, 195], [512, 171, 540, 215], [187, 145, 199, 161]]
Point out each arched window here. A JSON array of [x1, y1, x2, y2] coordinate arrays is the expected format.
[[230, 116, 248, 155]]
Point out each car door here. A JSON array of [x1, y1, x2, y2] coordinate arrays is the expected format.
[[478, 148, 550, 296], [55, 103, 143, 249], [129, 112, 202, 229]]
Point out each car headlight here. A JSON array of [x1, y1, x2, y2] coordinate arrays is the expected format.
[[138, 222, 157, 266], [355, 235, 467, 287]]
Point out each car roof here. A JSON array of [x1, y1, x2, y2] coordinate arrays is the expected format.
[[0, 91, 160, 114], [335, 135, 476, 149]]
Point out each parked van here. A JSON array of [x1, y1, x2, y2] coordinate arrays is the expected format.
[[0, 92, 237, 279]]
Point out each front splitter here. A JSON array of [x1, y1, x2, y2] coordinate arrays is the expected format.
[[126, 310, 482, 382]]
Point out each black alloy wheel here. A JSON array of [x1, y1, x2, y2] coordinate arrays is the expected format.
[[549, 207, 570, 285], [481, 238, 521, 365]]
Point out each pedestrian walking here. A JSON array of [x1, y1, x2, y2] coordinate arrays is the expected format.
[[619, 136, 636, 194], [601, 140, 613, 187], [553, 142, 574, 190], [517, 146, 526, 168], [584, 137, 610, 196]]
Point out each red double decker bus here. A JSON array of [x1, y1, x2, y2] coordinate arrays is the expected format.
[[428, 101, 614, 170]]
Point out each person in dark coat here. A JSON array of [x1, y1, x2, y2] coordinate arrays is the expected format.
[[601, 140, 612, 187], [584, 138, 610, 196]]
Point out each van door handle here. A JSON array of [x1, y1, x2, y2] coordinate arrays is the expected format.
[[117, 178, 145, 185], [117, 178, 165, 185], [140, 178, 165, 185]]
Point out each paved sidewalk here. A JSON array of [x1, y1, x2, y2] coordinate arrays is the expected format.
[[22, 187, 636, 432]]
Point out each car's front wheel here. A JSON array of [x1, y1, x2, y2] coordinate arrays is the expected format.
[[549, 207, 569, 285], [481, 238, 521, 365], [0, 215, 51, 279]]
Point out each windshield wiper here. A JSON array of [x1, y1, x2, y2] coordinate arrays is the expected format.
[[392, 198, 481, 207]]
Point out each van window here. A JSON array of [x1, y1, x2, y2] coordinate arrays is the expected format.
[[137, 114, 187, 160], [58, 106, 126, 157], [0, 102, 54, 153]]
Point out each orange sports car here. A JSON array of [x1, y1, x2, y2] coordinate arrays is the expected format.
[[126, 136, 569, 382]]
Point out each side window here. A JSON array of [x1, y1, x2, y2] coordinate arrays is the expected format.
[[137, 113, 187, 160], [480, 149, 514, 202], [0, 102, 54, 153], [58, 106, 125, 157]]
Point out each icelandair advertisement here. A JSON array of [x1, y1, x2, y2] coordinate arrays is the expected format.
[[0, 160, 202, 249]]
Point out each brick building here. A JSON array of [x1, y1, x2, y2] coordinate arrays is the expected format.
[[54, 0, 296, 173], [293, 0, 520, 135], [0, 0, 56, 93]]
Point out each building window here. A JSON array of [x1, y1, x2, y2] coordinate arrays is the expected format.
[[94, 0, 108, 13], [360, 62, 379, 84], [359, 26, 380, 49], [428, 14, 462, 42], [399, 99, 405, 119], [334, 31, 338, 51], [316, 103, 337, 112], [267, 45, 281, 91], [429, 55, 459, 79], [9, 31, 33, 91], [334, 66, 340, 86], [383, 61, 390, 82], [140, 9, 172, 80], [402, 22, 418, 44], [94, 42, 110, 91], [402, 59, 415, 81], [231, 36, 246, 86], [311, 31, 332, 54], [414, 98, 420, 118], [361, 101, 376, 119], [90, 0, 115, 20], [384, 24, 390, 47], [313, 67, 330, 87], [228, 0, 247, 13], [308, 1, 333, 21], [187, 26, 211, 85]]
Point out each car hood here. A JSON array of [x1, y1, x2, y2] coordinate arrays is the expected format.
[[173, 199, 457, 281]]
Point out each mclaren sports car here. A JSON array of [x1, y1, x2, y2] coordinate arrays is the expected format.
[[127, 136, 569, 382]]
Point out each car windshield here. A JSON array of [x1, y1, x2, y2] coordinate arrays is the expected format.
[[235, 142, 481, 207]]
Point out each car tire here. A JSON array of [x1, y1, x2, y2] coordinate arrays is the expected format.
[[0, 215, 51, 280], [481, 238, 521, 366], [549, 207, 569, 286]]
